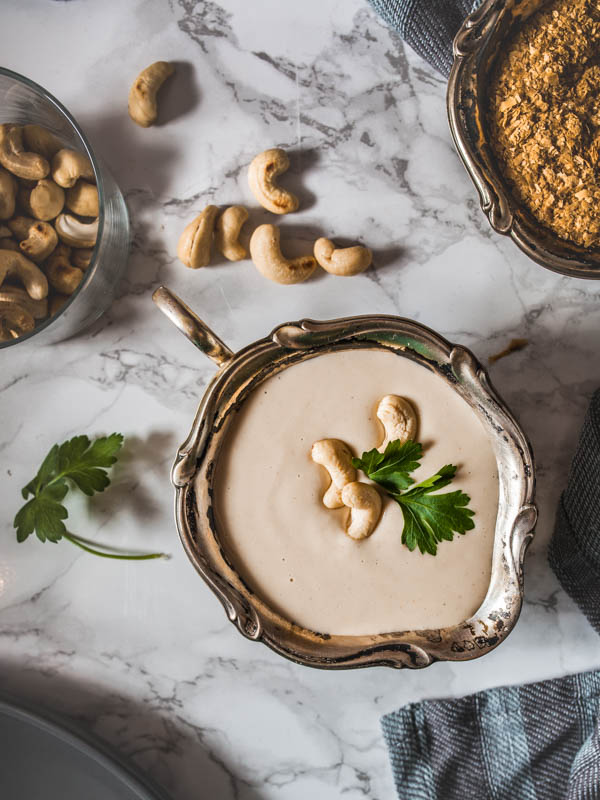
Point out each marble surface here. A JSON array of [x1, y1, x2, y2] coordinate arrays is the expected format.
[[1, 0, 600, 797]]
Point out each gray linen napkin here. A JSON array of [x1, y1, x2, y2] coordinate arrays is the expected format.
[[367, 0, 482, 76], [382, 671, 600, 799], [549, 390, 600, 634]]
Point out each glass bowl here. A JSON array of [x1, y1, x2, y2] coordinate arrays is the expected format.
[[447, 0, 600, 279], [0, 67, 130, 347]]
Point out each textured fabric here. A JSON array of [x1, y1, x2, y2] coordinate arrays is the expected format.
[[367, 0, 482, 76], [382, 671, 600, 799], [549, 390, 600, 634]]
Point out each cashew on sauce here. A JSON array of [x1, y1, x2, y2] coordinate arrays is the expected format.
[[310, 395, 418, 540]]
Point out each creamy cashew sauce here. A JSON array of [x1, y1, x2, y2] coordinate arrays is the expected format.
[[212, 349, 499, 635]]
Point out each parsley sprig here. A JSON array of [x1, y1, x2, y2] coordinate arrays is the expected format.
[[13, 434, 168, 560], [352, 440, 475, 556]]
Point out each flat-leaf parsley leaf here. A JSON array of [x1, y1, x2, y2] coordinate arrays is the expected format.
[[353, 441, 475, 556], [14, 434, 168, 561]]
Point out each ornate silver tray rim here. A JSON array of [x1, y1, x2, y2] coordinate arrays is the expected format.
[[447, 0, 600, 279], [154, 287, 537, 670]]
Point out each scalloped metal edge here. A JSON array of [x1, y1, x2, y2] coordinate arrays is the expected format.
[[173, 315, 537, 670]]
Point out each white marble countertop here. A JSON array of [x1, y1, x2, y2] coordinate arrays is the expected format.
[[1, 1, 600, 798]]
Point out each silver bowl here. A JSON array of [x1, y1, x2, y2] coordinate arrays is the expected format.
[[447, 0, 600, 279], [154, 286, 537, 670]]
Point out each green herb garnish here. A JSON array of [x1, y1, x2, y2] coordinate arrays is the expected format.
[[14, 434, 168, 561], [352, 440, 475, 556]]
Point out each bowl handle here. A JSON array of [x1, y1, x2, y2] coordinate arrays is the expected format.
[[152, 286, 234, 366]]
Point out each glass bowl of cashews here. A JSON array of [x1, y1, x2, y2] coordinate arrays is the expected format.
[[0, 68, 129, 347], [153, 287, 536, 670]]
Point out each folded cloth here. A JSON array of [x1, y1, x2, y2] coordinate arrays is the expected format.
[[367, 0, 482, 76], [549, 390, 600, 634], [382, 670, 600, 799]]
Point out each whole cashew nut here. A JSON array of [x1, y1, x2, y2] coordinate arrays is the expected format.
[[66, 181, 99, 218], [341, 482, 382, 540], [377, 395, 418, 452], [23, 124, 63, 160], [314, 238, 372, 277], [311, 439, 357, 509], [19, 220, 58, 263], [49, 293, 70, 316], [8, 215, 36, 241], [0, 249, 48, 299], [0, 302, 35, 341], [0, 167, 17, 219], [0, 237, 19, 252], [214, 205, 248, 261], [249, 224, 316, 285], [177, 205, 219, 269], [28, 178, 65, 221], [51, 149, 95, 189], [44, 244, 84, 295], [55, 213, 98, 248], [0, 124, 50, 180], [0, 286, 48, 319], [248, 148, 299, 214], [71, 247, 94, 270], [128, 61, 175, 127]]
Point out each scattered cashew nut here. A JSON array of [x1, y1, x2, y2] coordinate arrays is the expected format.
[[128, 61, 175, 127], [28, 178, 65, 221], [19, 220, 58, 263], [311, 439, 357, 509], [51, 148, 95, 189], [0, 249, 48, 299], [0, 302, 35, 341], [66, 180, 99, 217], [177, 205, 219, 269], [249, 224, 316, 284], [314, 237, 372, 277], [0, 167, 17, 219], [0, 124, 50, 180], [215, 205, 248, 261], [55, 213, 98, 248], [377, 395, 418, 452], [341, 482, 382, 540], [248, 148, 299, 214], [45, 244, 84, 295], [23, 125, 63, 160]]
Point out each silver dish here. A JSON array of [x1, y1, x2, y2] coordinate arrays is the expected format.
[[447, 0, 600, 279], [154, 286, 537, 670]]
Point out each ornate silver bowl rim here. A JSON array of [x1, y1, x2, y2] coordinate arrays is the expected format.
[[154, 287, 537, 670], [447, 0, 600, 279]]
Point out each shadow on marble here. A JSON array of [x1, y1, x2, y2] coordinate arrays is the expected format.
[[80, 111, 181, 199], [156, 61, 201, 128], [285, 147, 319, 212], [86, 430, 176, 527], [0, 659, 267, 800]]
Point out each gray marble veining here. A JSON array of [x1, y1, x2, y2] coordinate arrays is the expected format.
[[1, 1, 600, 798]]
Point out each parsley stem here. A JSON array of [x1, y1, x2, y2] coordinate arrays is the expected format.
[[63, 532, 169, 561]]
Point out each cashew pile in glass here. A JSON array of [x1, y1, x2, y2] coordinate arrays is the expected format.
[[177, 147, 373, 285], [0, 123, 98, 341]]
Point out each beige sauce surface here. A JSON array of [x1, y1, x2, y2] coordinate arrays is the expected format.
[[212, 349, 499, 635]]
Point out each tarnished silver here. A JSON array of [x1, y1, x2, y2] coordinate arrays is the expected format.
[[447, 0, 600, 279], [154, 287, 537, 670]]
